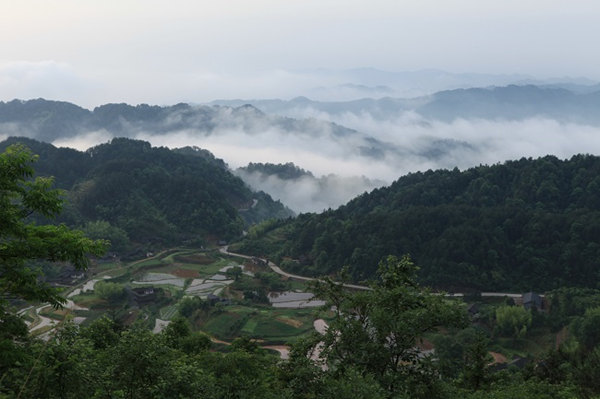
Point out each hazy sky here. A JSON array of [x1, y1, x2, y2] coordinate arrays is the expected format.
[[1, 0, 600, 106]]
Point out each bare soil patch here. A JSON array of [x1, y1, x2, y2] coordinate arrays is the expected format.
[[174, 254, 214, 265], [172, 268, 200, 278], [276, 316, 303, 328], [489, 351, 507, 364], [417, 338, 434, 351]]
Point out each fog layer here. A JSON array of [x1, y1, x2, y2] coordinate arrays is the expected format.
[[3, 96, 600, 213]]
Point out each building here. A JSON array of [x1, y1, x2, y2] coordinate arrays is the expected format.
[[522, 292, 543, 310]]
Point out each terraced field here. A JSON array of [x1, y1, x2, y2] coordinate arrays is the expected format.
[[24, 248, 326, 350]]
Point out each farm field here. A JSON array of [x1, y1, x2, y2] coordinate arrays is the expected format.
[[26, 248, 326, 351]]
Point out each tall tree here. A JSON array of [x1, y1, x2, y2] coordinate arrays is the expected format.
[[307, 255, 467, 398], [0, 144, 106, 372]]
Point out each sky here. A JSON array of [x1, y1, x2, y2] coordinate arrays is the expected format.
[[1, 0, 600, 107], [2, 1, 600, 212]]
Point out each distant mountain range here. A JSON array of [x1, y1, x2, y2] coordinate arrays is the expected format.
[[212, 85, 600, 125], [3, 85, 600, 214], [285, 67, 600, 100], [0, 99, 361, 141]]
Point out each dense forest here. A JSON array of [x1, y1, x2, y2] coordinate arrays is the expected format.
[[0, 137, 292, 254], [238, 162, 315, 180], [237, 154, 600, 291], [4, 136, 600, 398]]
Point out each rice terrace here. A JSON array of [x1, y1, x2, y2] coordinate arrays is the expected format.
[[21, 247, 330, 357]]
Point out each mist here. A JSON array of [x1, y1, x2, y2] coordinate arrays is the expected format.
[[42, 107, 600, 213], [234, 169, 385, 214]]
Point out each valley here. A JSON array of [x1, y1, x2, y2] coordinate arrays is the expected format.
[[19, 247, 330, 358]]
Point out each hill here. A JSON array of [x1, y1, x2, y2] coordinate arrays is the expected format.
[[212, 85, 600, 125], [0, 137, 293, 253], [0, 99, 363, 142], [236, 155, 600, 291]]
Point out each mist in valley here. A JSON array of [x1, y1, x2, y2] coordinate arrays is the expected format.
[[1, 96, 596, 213]]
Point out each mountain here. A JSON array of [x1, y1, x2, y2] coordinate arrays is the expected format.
[[236, 155, 600, 292], [282, 67, 595, 100], [0, 137, 293, 253], [211, 85, 600, 125], [417, 85, 600, 123], [0, 99, 364, 142]]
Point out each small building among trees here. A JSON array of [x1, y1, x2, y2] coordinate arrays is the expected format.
[[522, 292, 544, 311]]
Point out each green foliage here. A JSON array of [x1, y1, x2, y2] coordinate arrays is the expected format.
[[571, 307, 600, 350], [239, 155, 600, 291], [239, 162, 313, 180], [178, 296, 206, 318], [0, 137, 293, 251], [307, 255, 468, 397], [0, 144, 106, 380], [463, 377, 577, 399], [94, 281, 125, 303], [82, 220, 130, 252], [225, 265, 243, 280], [0, 144, 107, 307], [547, 287, 600, 330], [495, 305, 532, 339]]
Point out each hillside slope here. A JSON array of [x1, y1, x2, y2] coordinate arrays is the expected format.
[[0, 137, 293, 252], [237, 155, 600, 291]]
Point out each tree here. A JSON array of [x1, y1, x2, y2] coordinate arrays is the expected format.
[[571, 306, 600, 350], [0, 144, 106, 373], [94, 281, 125, 304], [307, 255, 467, 397], [82, 220, 130, 252], [0, 144, 107, 307], [495, 305, 532, 340]]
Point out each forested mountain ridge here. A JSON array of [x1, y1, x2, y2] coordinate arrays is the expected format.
[[0, 137, 293, 252], [237, 154, 600, 291], [0, 98, 362, 142], [212, 85, 600, 124]]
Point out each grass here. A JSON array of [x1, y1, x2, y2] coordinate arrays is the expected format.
[[39, 308, 70, 320], [203, 312, 245, 339], [201, 305, 318, 343], [70, 293, 104, 308], [160, 305, 179, 320], [241, 319, 258, 334], [30, 325, 55, 337]]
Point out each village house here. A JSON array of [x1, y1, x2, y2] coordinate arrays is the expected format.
[[522, 291, 544, 311]]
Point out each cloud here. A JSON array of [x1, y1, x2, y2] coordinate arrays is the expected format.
[[52, 130, 114, 151], [8, 101, 600, 213], [235, 170, 385, 213], [128, 111, 600, 212]]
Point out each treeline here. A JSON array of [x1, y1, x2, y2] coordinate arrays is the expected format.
[[9, 266, 600, 398], [238, 162, 314, 180], [237, 154, 600, 291], [0, 137, 292, 253]]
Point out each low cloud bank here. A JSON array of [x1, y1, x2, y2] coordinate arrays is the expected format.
[[235, 169, 384, 213], [31, 108, 600, 213]]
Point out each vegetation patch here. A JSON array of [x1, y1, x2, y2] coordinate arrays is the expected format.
[[174, 253, 214, 265]]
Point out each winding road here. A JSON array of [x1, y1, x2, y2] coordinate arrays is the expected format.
[[219, 246, 534, 299], [219, 246, 371, 291]]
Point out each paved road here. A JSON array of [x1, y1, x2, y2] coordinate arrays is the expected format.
[[219, 246, 533, 298], [219, 246, 371, 291]]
